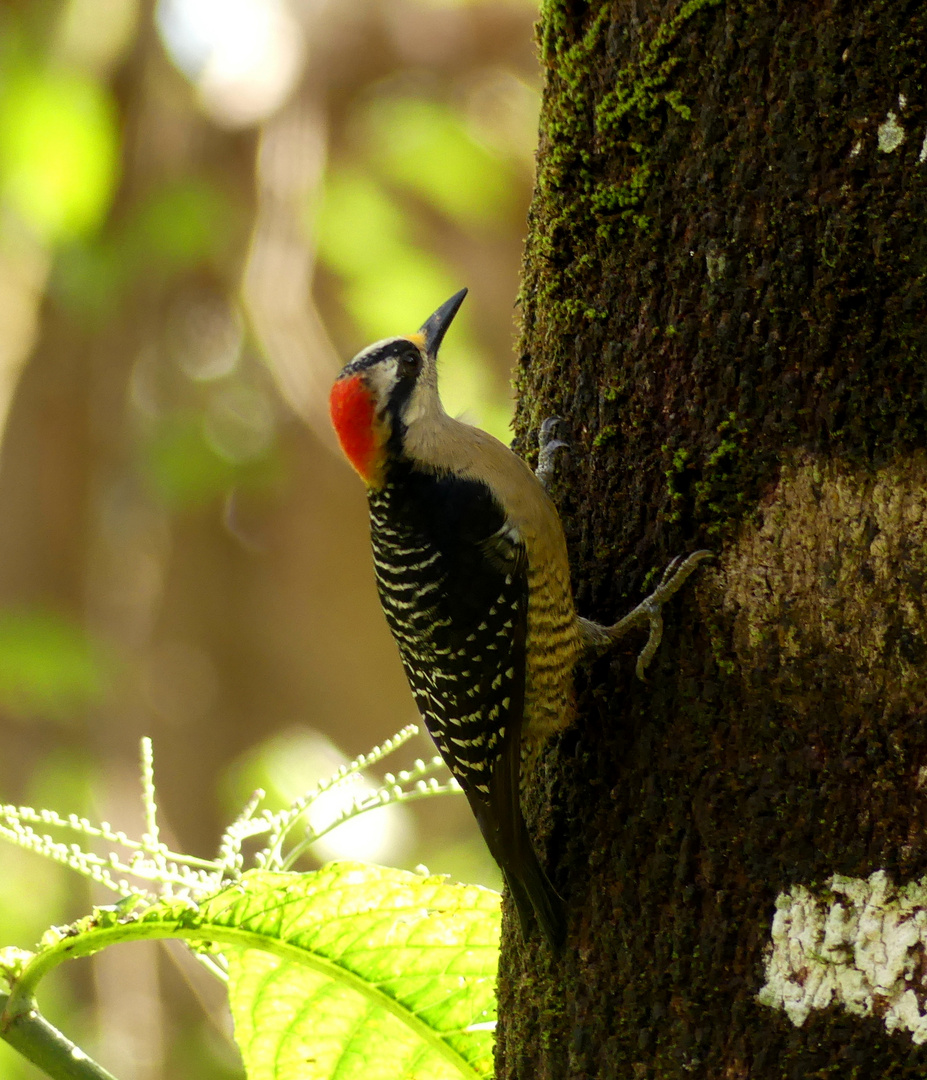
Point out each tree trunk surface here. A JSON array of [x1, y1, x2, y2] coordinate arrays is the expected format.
[[498, 1, 927, 1076]]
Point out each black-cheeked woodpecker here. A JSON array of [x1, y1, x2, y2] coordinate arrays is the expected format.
[[329, 290, 709, 947]]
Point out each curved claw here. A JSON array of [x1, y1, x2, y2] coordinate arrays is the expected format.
[[579, 550, 714, 678], [536, 416, 569, 491]]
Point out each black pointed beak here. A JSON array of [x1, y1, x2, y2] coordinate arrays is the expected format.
[[420, 288, 468, 358]]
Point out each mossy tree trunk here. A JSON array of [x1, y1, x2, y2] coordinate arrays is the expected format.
[[500, 1, 927, 1076]]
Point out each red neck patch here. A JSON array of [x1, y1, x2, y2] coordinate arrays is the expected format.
[[329, 374, 384, 486]]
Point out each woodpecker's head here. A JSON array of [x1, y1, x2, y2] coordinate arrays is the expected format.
[[329, 289, 467, 487]]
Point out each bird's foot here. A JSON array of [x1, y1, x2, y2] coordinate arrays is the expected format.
[[535, 416, 569, 491], [579, 550, 713, 679]]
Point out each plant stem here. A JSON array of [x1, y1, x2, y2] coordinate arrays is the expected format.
[[0, 992, 120, 1080]]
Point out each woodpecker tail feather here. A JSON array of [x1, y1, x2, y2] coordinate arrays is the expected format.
[[500, 821, 566, 948], [471, 786, 566, 948]]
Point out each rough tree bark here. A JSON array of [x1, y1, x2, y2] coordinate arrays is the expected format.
[[498, 1, 927, 1077]]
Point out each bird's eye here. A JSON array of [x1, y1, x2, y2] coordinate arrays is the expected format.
[[396, 349, 422, 380]]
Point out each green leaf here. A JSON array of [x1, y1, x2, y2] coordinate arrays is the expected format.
[[54, 179, 237, 318], [3, 865, 499, 1080], [225, 865, 499, 1080]]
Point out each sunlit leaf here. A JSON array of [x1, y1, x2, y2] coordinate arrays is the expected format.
[[0, 65, 118, 242], [222, 866, 500, 1080], [0, 609, 106, 719], [4, 865, 500, 1080], [340, 249, 462, 346], [314, 169, 408, 281]]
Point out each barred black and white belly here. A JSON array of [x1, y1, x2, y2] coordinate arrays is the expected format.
[[368, 474, 527, 799]]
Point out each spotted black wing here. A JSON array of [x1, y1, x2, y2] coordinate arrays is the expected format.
[[368, 467, 565, 945], [369, 467, 527, 799]]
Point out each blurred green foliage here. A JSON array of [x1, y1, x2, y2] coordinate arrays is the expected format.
[[315, 118, 519, 439], [315, 166, 459, 343], [145, 411, 282, 508], [0, 57, 118, 243], [0, 609, 106, 721], [124, 180, 236, 276], [56, 179, 237, 318], [363, 96, 519, 228]]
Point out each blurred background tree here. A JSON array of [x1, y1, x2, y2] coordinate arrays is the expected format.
[[0, 0, 540, 1075]]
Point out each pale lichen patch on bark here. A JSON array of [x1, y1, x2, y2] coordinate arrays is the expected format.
[[719, 453, 927, 713], [758, 870, 927, 1042], [878, 111, 906, 153]]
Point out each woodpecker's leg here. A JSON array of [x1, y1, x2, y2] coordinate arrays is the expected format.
[[578, 550, 713, 679], [535, 417, 569, 491]]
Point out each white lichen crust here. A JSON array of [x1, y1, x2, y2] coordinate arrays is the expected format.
[[878, 111, 905, 153], [758, 870, 927, 1043]]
